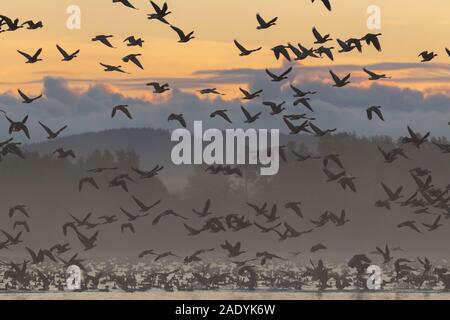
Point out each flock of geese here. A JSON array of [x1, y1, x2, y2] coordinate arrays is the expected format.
[[0, 1, 450, 292]]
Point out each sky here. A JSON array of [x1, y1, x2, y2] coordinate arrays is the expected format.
[[0, 0, 449, 141]]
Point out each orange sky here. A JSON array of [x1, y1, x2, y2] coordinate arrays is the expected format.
[[1, 0, 449, 99]]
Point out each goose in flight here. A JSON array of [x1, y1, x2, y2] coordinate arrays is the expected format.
[[192, 199, 213, 218], [121, 223, 135, 234], [263, 101, 285, 115], [170, 25, 194, 43], [124, 36, 144, 47], [315, 46, 335, 61], [168, 113, 187, 128], [363, 68, 390, 80], [87, 167, 118, 173], [419, 51, 437, 62], [70, 212, 96, 228], [100, 63, 128, 73], [283, 118, 311, 135], [147, 82, 170, 93], [221, 241, 245, 258], [271, 45, 291, 61], [312, 27, 332, 44], [53, 148, 75, 159], [362, 33, 382, 51], [0, 15, 23, 31], [152, 210, 187, 226], [338, 176, 357, 192], [120, 208, 140, 222], [148, 1, 171, 24], [75, 229, 99, 251], [265, 67, 292, 82], [184, 248, 215, 264], [25, 247, 56, 264], [285, 202, 303, 218], [92, 35, 115, 48], [39, 122, 67, 139], [310, 243, 327, 253], [375, 245, 392, 264], [366, 106, 385, 121], [239, 88, 263, 100], [17, 48, 43, 63], [154, 251, 179, 262], [290, 85, 317, 98], [132, 196, 161, 213], [113, 0, 137, 9], [402, 126, 430, 148], [422, 215, 443, 232], [210, 110, 232, 123], [9, 205, 29, 218], [256, 251, 286, 265], [256, 13, 277, 30], [446, 48, 450, 57], [377, 146, 407, 164], [199, 88, 225, 95], [288, 43, 319, 60], [78, 177, 99, 192], [312, 0, 332, 11], [329, 70, 351, 87], [337, 39, 356, 53], [112, 105, 133, 119], [122, 54, 144, 70], [184, 223, 205, 236], [381, 182, 403, 201], [241, 105, 261, 123], [21, 20, 43, 30], [18, 89, 42, 103], [246, 202, 268, 216], [13, 221, 30, 233], [5, 115, 30, 139], [397, 221, 421, 233], [309, 122, 336, 137], [234, 40, 262, 56], [138, 249, 156, 258], [132, 165, 164, 179], [328, 210, 349, 226], [98, 215, 118, 225], [56, 45, 80, 61]]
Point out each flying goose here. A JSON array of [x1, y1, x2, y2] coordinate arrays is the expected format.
[[152, 210, 187, 226], [147, 82, 170, 93], [39, 122, 68, 139], [9, 205, 29, 218], [122, 54, 144, 70], [199, 88, 225, 95], [419, 51, 437, 62], [221, 241, 245, 258], [78, 177, 99, 192], [366, 106, 385, 121], [5, 115, 30, 139], [124, 36, 144, 47], [100, 63, 128, 73], [210, 110, 232, 123], [312, 27, 332, 44], [112, 105, 133, 119], [381, 182, 404, 201], [265, 67, 292, 82], [53, 148, 76, 159], [283, 118, 311, 135], [21, 20, 43, 30], [113, 0, 137, 9], [192, 199, 213, 218], [148, 1, 171, 24], [329, 70, 351, 87], [17, 48, 43, 63], [271, 45, 291, 61], [170, 25, 194, 43], [56, 44, 80, 61], [362, 33, 382, 51], [168, 113, 186, 128], [422, 215, 443, 232], [239, 87, 263, 100], [263, 101, 286, 115], [241, 105, 261, 123], [256, 13, 277, 30], [18, 89, 42, 103], [234, 39, 262, 56], [92, 35, 115, 48], [397, 221, 422, 233], [363, 68, 390, 80], [0, 15, 23, 31], [309, 122, 336, 137], [315, 46, 335, 61]]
